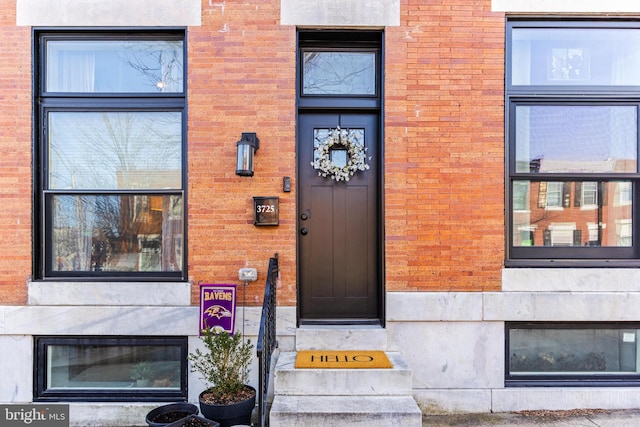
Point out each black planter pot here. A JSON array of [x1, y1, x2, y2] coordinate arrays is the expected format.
[[198, 386, 256, 427], [166, 414, 220, 427], [145, 402, 199, 427]]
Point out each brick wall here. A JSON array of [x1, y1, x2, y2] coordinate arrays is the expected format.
[[384, 0, 505, 292], [0, 0, 507, 306], [188, 0, 506, 299], [0, 0, 33, 304], [187, 1, 298, 305]]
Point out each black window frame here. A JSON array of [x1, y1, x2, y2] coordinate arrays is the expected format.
[[506, 322, 640, 387], [34, 336, 189, 402], [505, 19, 640, 266], [297, 30, 382, 110], [33, 29, 188, 280]]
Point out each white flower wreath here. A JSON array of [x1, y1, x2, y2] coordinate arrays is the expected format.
[[310, 126, 370, 182]]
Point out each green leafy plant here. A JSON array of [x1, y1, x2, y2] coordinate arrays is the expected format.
[[189, 327, 254, 403], [130, 361, 155, 381]]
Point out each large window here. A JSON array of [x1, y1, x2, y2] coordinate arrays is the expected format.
[[506, 21, 640, 264], [34, 336, 187, 401], [35, 31, 186, 279], [507, 323, 640, 386]]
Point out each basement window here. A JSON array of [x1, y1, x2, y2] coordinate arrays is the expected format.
[[506, 323, 640, 387], [34, 336, 187, 401]]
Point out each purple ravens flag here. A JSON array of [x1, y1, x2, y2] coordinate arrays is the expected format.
[[199, 284, 237, 335]]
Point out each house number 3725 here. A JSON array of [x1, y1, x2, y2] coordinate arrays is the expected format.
[[256, 204, 275, 213]]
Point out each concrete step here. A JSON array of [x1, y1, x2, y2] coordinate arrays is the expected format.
[[269, 395, 422, 427], [295, 326, 387, 350], [274, 351, 413, 395], [270, 329, 421, 426]]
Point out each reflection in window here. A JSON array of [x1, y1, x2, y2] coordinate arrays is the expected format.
[[513, 181, 530, 211], [509, 325, 640, 376], [35, 336, 187, 401], [49, 112, 182, 190], [51, 195, 183, 273], [581, 182, 598, 207], [508, 21, 640, 262], [618, 182, 633, 205], [511, 28, 640, 86], [303, 51, 376, 95], [545, 182, 564, 208], [38, 31, 186, 279], [515, 105, 637, 174], [512, 181, 632, 247], [49, 344, 181, 389], [46, 40, 184, 93]]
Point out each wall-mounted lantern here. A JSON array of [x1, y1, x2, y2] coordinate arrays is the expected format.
[[236, 132, 259, 176]]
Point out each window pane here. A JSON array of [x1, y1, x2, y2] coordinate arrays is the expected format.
[[512, 28, 640, 86], [47, 343, 181, 390], [46, 40, 184, 93], [515, 105, 637, 173], [51, 195, 183, 273], [49, 112, 182, 190], [512, 181, 632, 247], [303, 51, 376, 95], [510, 327, 640, 375], [513, 181, 530, 212]]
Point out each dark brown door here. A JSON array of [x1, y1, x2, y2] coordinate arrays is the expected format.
[[298, 113, 380, 323]]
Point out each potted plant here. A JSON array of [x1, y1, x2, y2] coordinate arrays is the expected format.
[[188, 326, 255, 427], [145, 402, 199, 427], [131, 361, 155, 387]]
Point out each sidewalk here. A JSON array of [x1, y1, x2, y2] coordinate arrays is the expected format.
[[422, 409, 640, 426]]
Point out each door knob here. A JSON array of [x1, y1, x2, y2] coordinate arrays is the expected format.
[[300, 227, 308, 235], [301, 213, 308, 220]]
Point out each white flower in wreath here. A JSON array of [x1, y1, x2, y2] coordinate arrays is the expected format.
[[310, 126, 370, 182]]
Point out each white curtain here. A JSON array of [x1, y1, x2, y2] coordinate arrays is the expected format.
[[48, 49, 96, 92]]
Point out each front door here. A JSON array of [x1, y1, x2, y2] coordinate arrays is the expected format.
[[298, 112, 381, 324]]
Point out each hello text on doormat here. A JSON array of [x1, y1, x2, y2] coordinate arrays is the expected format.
[[294, 350, 393, 369]]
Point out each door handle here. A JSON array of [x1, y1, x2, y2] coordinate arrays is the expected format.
[[300, 227, 308, 235]]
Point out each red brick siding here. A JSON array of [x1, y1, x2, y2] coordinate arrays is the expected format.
[[384, 0, 505, 292], [0, 0, 33, 304], [0, 0, 507, 306], [188, 1, 298, 305]]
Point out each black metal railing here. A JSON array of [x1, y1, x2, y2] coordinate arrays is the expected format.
[[256, 253, 278, 427]]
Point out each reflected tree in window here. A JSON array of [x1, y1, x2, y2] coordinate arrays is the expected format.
[[303, 51, 376, 95], [49, 112, 182, 273]]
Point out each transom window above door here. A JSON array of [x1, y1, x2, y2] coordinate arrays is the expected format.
[[298, 31, 381, 110], [302, 51, 376, 95]]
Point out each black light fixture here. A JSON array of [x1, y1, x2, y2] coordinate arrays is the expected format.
[[236, 132, 259, 176]]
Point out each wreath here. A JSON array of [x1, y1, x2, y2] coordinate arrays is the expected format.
[[310, 126, 370, 182]]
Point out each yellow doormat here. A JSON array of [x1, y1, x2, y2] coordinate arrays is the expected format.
[[294, 350, 393, 369]]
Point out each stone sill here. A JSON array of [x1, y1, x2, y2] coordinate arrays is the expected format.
[[28, 281, 192, 306]]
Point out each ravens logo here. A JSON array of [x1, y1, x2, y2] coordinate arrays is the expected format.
[[204, 305, 232, 319]]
